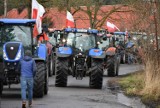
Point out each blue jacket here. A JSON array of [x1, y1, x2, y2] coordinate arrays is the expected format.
[[19, 56, 37, 78]]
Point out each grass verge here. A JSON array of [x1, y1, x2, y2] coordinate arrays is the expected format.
[[117, 70, 160, 108]]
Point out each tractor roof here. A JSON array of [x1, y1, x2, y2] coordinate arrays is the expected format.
[[114, 32, 126, 35], [0, 19, 36, 26], [64, 28, 98, 34]]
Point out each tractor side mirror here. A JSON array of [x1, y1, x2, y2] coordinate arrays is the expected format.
[[54, 31, 59, 38], [48, 32, 52, 37], [102, 36, 107, 41]]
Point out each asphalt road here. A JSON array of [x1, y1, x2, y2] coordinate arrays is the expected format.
[[0, 64, 147, 108]]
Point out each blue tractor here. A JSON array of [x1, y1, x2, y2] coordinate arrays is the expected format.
[[52, 28, 105, 89], [0, 19, 48, 97]]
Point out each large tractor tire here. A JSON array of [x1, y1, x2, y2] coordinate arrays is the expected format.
[[0, 81, 3, 95], [48, 54, 53, 77], [55, 57, 68, 87], [121, 54, 126, 64], [33, 62, 45, 98], [107, 58, 116, 77], [125, 53, 128, 64], [116, 58, 120, 76], [89, 59, 103, 89], [52, 55, 56, 75], [44, 64, 49, 95]]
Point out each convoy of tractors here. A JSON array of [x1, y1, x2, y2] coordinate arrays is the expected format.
[[0, 18, 140, 98]]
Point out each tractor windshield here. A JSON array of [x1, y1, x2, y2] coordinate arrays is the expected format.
[[98, 37, 110, 50], [0, 25, 32, 47], [113, 35, 126, 48], [66, 33, 96, 51]]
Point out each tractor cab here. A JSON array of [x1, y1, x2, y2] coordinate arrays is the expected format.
[[63, 28, 98, 54]]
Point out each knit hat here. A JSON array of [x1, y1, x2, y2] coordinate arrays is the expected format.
[[25, 50, 32, 56]]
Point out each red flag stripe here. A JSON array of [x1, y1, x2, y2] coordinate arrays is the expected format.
[[106, 21, 120, 33], [31, 0, 45, 37], [66, 19, 75, 28], [66, 11, 74, 28], [32, 9, 38, 19]]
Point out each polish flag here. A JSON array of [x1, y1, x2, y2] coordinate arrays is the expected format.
[[106, 21, 120, 33], [66, 11, 75, 28], [32, 0, 45, 37]]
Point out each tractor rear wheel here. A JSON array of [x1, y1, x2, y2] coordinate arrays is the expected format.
[[0, 81, 3, 95], [55, 57, 68, 87], [108, 58, 116, 77], [48, 54, 53, 77], [44, 64, 49, 95], [89, 59, 103, 89], [52, 55, 56, 75], [121, 54, 126, 64], [33, 62, 45, 98]]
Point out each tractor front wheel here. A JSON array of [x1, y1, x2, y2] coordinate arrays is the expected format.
[[89, 59, 103, 89], [55, 57, 68, 87]]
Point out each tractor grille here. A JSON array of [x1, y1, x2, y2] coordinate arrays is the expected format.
[[76, 57, 85, 65], [6, 43, 20, 60]]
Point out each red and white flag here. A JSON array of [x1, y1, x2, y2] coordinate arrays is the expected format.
[[32, 0, 45, 37], [66, 11, 75, 28], [106, 21, 120, 33]]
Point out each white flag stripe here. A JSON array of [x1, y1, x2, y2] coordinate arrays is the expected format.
[[67, 11, 74, 22], [107, 22, 115, 29], [38, 4, 45, 17], [32, 0, 45, 35], [114, 25, 120, 31], [106, 21, 120, 31]]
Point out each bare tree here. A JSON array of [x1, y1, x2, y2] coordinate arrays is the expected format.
[[124, 0, 160, 98]]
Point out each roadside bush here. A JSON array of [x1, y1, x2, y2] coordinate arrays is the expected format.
[[119, 71, 145, 96], [142, 48, 160, 101]]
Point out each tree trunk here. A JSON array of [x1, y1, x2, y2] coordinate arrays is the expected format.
[[4, 0, 7, 18]]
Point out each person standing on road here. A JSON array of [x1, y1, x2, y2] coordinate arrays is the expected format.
[[19, 50, 37, 108]]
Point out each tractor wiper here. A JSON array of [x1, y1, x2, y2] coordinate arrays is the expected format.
[[18, 26, 25, 33]]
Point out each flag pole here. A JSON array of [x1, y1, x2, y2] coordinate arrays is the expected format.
[[28, 0, 32, 19]]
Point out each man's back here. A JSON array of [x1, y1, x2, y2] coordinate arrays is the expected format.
[[20, 56, 35, 77], [20, 50, 36, 78]]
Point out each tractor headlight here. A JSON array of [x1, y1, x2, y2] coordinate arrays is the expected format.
[[97, 41, 100, 45], [3, 50, 8, 60], [15, 50, 21, 60], [62, 38, 66, 43]]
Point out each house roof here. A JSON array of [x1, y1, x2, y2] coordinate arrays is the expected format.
[[0, 5, 149, 32], [0, 8, 28, 19], [45, 5, 135, 31]]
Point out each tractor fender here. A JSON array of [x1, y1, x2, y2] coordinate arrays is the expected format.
[[105, 47, 116, 56], [56, 47, 72, 57], [89, 49, 106, 59], [37, 43, 47, 61], [33, 57, 46, 62]]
